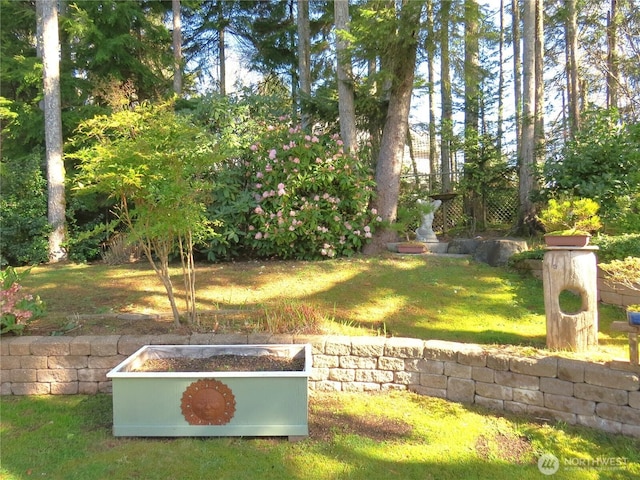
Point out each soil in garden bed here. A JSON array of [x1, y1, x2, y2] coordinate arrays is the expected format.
[[132, 354, 305, 372]]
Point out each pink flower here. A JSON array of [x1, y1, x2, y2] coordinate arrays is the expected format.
[[311, 136, 319, 143], [255, 183, 262, 189], [250, 144, 258, 151], [265, 164, 273, 172], [254, 206, 264, 214], [255, 232, 263, 240], [364, 225, 371, 233], [293, 157, 300, 164], [371, 208, 378, 215], [256, 171, 264, 179], [269, 149, 277, 159]]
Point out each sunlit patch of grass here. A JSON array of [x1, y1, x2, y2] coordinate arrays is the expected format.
[[2, 392, 639, 480], [20, 255, 630, 360]]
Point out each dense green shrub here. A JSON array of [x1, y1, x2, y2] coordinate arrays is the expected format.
[[0, 153, 49, 265], [509, 233, 640, 266], [592, 234, 640, 263], [543, 109, 640, 233], [244, 123, 381, 259]]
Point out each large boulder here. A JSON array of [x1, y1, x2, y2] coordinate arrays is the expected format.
[[447, 238, 482, 255], [472, 238, 528, 267]]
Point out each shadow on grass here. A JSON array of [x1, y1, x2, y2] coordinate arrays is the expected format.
[[3, 393, 638, 480], [23, 255, 627, 353]]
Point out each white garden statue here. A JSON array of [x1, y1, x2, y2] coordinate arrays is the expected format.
[[415, 199, 442, 243]]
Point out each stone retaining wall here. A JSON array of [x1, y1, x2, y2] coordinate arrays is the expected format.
[[2, 334, 639, 437]]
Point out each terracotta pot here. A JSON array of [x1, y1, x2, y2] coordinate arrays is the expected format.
[[544, 234, 591, 247], [397, 244, 426, 254]]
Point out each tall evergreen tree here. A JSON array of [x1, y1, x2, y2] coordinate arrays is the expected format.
[[365, 0, 425, 253], [335, 0, 357, 151], [38, 0, 66, 262]]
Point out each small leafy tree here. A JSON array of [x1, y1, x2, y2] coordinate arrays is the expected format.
[[71, 103, 220, 325]]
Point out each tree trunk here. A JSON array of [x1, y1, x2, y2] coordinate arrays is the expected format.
[[607, 0, 619, 110], [565, 0, 580, 136], [426, 0, 437, 190], [334, 0, 357, 151], [440, 0, 453, 193], [497, 0, 505, 155], [297, 0, 311, 129], [172, 0, 182, 95], [464, 0, 480, 227], [364, 0, 424, 254], [218, 1, 226, 96], [39, 0, 67, 263], [518, 0, 536, 234], [511, 0, 522, 161], [534, 0, 545, 165], [543, 249, 598, 352], [464, 0, 480, 144]]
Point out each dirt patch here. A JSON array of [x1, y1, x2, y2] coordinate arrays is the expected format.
[[308, 393, 413, 442], [132, 354, 305, 372], [475, 432, 533, 464]]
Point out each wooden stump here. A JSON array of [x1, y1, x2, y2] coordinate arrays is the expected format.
[[543, 248, 598, 351]]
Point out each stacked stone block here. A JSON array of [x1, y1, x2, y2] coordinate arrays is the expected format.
[[1, 334, 639, 437]]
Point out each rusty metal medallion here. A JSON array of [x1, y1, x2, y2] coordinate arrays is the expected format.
[[181, 379, 236, 425]]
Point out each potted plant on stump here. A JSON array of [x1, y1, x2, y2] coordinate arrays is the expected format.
[[538, 196, 602, 247], [599, 257, 640, 325]]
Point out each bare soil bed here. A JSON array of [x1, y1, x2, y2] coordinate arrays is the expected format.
[[131, 354, 306, 372]]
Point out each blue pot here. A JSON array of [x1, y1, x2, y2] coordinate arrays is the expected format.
[[628, 310, 640, 326]]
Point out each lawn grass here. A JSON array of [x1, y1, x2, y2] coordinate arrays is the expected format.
[[21, 255, 629, 362], [5, 256, 638, 478], [1, 391, 639, 480]]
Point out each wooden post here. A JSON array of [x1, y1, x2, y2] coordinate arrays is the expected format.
[[543, 247, 598, 351]]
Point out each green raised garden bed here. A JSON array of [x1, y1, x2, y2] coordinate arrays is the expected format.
[[107, 344, 311, 439]]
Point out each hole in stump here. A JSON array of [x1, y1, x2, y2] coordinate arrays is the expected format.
[[558, 289, 585, 315]]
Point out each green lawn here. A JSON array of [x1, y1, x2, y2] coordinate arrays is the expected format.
[[4, 255, 638, 479], [1, 391, 639, 480], [21, 255, 629, 362]]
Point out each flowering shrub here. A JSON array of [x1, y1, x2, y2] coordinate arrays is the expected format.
[[1, 267, 46, 335], [244, 123, 381, 259]]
